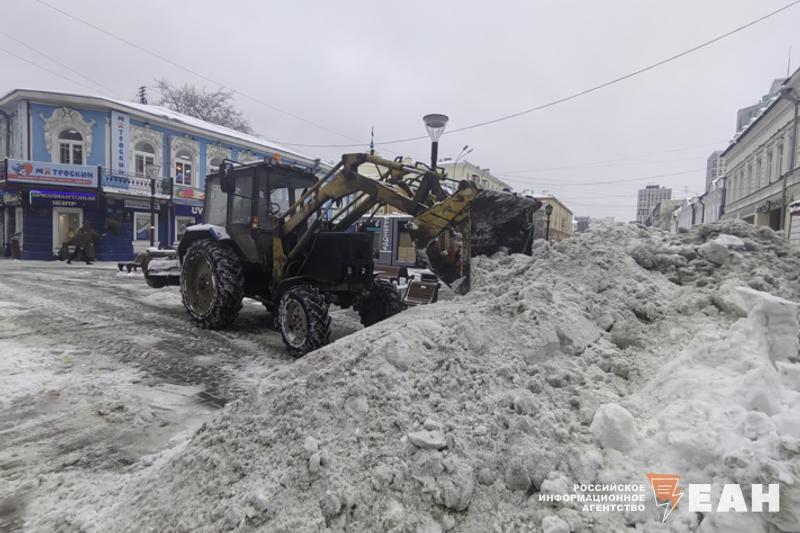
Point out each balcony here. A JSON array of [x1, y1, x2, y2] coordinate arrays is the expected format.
[[102, 169, 173, 199]]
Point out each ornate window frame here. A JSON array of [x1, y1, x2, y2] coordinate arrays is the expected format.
[[236, 149, 260, 163], [171, 136, 200, 187], [129, 125, 163, 176], [40, 107, 95, 163], [206, 144, 231, 172]]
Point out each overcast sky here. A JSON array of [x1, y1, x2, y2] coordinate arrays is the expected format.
[[3, 0, 799, 221]]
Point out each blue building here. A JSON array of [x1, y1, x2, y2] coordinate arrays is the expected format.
[[0, 89, 324, 260]]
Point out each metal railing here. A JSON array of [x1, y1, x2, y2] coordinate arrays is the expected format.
[[102, 169, 173, 198]]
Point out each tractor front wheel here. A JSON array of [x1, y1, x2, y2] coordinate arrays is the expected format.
[[278, 285, 331, 357], [181, 240, 244, 329], [359, 279, 403, 327]]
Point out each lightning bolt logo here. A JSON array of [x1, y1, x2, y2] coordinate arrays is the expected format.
[[647, 473, 682, 523]]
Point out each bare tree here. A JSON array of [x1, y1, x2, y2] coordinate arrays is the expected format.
[[154, 79, 253, 134]]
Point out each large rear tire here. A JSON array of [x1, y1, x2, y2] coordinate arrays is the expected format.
[[359, 279, 403, 327], [180, 240, 244, 329], [278, 285, 331, 357]]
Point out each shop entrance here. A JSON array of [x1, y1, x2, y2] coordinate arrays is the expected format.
[[52, 207, 83, 253]]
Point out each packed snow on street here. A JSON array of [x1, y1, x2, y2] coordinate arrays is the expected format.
[[2, 220, 800, 533]]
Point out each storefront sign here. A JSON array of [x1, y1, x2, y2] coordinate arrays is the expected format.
[[174, 204, 203, 217], [16, 101, 28, 159], [1, 190, 22, 206], [757, 199, 782, 213], [111, 111, 129, 175], [7, 159, 98, 188], [174, 185, 205, 201], [29, 189, 96, 208], [380, 219, 391, 252], [124, 199, 152, 210]]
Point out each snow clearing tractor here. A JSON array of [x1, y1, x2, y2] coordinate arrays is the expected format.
[[142, 152, 540, 356]]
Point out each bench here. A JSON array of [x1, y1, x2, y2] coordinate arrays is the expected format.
[[374, 264, 412, 285], [403, 280, 440, 307]]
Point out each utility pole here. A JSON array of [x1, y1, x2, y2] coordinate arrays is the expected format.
[[146, 164, 157, 247], [138, 86, 148, 104], [369, 126, 374, 155]]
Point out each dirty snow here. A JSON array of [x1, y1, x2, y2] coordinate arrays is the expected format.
[[4, 221, 800, 532]]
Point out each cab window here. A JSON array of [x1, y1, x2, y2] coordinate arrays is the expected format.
[[229, 176, 252, 224]]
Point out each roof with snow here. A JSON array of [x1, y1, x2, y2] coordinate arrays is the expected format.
[[722, 66, 800, 157], [0, 88, 330, 169]]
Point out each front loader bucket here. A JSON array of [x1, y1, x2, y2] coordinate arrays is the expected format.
[[408, 182, 541, 294]]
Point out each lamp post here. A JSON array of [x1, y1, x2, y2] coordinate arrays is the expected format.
[[544, 203, 553, 242], [423, 113, 449, 171], [146, 164, 159, 247]]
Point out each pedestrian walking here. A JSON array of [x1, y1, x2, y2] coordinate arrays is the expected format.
[[67, 222, 100, 265]]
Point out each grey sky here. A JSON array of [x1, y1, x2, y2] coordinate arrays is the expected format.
[[3, 0, 799, 222]]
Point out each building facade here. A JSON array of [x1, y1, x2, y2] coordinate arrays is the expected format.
[[635, 184, 672, 224], [438, 159, 511, 192], [646, 198, 684, 231], [533, 196, 573, 242], [722, 67, 800, 242], [705, 150, 723, 192], [0, 89, 324, 260]]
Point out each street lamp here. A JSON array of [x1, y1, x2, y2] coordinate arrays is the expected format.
[[423, 113, 449, 171], [544, 203, 553, 242]]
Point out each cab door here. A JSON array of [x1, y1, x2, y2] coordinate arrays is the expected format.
[[226, 173, 259, 263]]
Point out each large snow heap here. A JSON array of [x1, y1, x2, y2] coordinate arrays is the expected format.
[[35, 221, 800, 532]]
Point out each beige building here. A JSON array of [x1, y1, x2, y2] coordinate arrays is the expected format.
[[722, 68, 800, 244], [534, 196, 573, 242], [438, 159, 511, 192]]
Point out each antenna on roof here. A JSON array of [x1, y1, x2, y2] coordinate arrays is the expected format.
[[369, 126, 375, 155], [137, 86, 148, 104]]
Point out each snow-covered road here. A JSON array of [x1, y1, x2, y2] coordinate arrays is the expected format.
[[0, 260, 361, 531]]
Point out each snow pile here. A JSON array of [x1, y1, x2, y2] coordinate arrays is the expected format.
[[26, 221, 800, 532]]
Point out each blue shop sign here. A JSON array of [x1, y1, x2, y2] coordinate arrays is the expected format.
[[29, 189, 97, 208], [174, 204, 204, 217]]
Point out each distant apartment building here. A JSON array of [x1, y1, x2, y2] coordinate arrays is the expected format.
[[533, 196, 573, 242], [438, 159, 511, 192], [635, 185, 672, 224], [705, 150, 723, 192]]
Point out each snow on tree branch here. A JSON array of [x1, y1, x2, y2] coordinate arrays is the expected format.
[[154, 79, 254, 135]]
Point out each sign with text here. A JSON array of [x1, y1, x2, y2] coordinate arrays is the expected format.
[[16, 101, 27, 159], [29, 189, 97, 208], [1, 190, 22, 206], [7, 159, 98, 188], [111, 111, 129, 175], [175, 185, 205, 201]]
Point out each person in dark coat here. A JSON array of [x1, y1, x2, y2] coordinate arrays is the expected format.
[[67, 222, 100, 264]]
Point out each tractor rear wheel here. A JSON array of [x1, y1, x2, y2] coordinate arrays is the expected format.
[[181, 239, 244, 329], [359, 279, 403, 327], [278, 285, 331, 357]]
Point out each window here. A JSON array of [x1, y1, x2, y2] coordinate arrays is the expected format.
[[229, 176, 253, 224], [174, 150, 194, 186], [756, 157, 762, 189], [777, 143, 784, 177], [58, 129, 84, 165], [134, 142, 156, 177], [133, 211, 158, 242], [767, 151, 773, 183], [175, 216, 196, 242]]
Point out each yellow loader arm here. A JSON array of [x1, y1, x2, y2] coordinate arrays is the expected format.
[[274, 153, 540, 293]]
